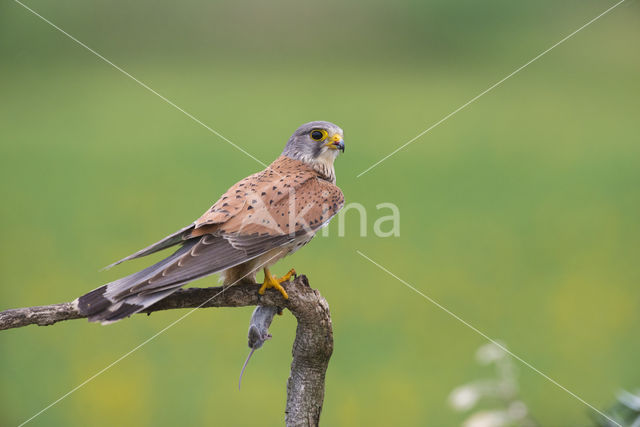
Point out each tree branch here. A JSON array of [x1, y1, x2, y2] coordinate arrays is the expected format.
[[0, 275, 333, 427]]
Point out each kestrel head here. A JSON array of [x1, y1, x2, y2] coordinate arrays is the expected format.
[[282, 121, 345, 172]]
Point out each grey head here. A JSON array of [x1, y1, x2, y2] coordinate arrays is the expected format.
[[282, 121, 345, 182]]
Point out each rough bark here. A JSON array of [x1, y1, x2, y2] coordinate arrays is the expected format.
[[284, 275, 333, 427], [0, 275, 333, 426]]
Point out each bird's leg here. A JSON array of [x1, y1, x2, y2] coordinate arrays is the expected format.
[[258, 267, 295, 299]]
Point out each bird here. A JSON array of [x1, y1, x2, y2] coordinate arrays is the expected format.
[[76, 121, 345, 324]]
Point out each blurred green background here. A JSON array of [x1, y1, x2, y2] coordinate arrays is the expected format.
[[1, 0, 639, 425]]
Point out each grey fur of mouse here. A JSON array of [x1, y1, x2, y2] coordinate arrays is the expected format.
[[239, 305, 280, 389]]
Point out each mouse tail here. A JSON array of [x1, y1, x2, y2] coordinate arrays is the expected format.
[[238, 348, 256, 390]]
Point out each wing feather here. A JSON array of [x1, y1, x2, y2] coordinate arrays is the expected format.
[[103, 223, 195, 270], [78, 232, 302, 322], [78, 156, 344, 324]]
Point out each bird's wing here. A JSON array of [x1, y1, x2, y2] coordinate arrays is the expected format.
[[122, 172, 344, 296], [79, 158, 344, 323], [121, 232, 298, 296], [103, 223, 195, 270], [103, 156, 318, 269], [79, 232, 298, 323]]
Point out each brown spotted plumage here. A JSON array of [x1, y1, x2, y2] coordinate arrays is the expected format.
[[77, 121, 345, 324]]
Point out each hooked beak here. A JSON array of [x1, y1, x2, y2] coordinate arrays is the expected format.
[[326, 134, 345, 153]]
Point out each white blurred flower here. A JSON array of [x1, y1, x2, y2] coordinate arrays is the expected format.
[[476, 342, 507, 365], [449, 341, 536, 427], [449, 384, 481, 411], [507, 401, 528, 420], [463, 410, 509, 427], [617, 389, 640, 411], [449, 379, 518, 412]]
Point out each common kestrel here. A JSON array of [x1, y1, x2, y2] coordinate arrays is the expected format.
[[77, 121, 345, 324]]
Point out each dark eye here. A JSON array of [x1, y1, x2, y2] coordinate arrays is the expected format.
[[310, 130, 325, 141]]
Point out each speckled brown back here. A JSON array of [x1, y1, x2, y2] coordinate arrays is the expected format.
[[191, 156, 344, 237]]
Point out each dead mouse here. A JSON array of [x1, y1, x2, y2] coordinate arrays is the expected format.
[[238, 305, 281, 389]]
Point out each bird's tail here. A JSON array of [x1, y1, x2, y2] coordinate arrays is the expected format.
[[76, 241, 197, 324]]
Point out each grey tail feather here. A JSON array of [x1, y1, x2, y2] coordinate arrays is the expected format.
[[79, 240, 198, 324], [88, 288, 178, 325], [101, 223, 194, 270]]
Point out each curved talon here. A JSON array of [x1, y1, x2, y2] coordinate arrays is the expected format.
[[281, 268, 296, 282], [258, 268, 294, 299]]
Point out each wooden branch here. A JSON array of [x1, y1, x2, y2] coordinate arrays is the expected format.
[[284, 276, 334, 427], [0, 275, 333, 427]]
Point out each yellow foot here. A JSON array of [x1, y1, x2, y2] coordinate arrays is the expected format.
[[258, 268, 295, 299]]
